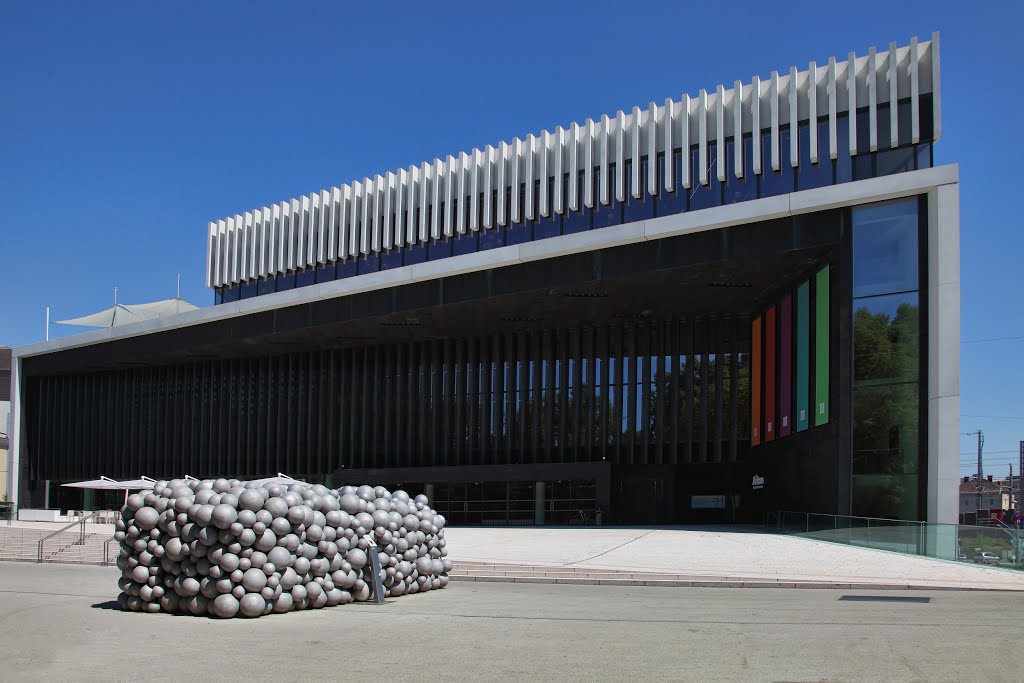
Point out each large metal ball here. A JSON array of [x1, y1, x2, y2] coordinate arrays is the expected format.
[[134, 507, 159, 531], [263, 497, 289, 518], [339, 494, 361, 514], [212, 593, 240, 618], [239, 592, 265, 618], [347, 548, 368, 570], [242, 567, 268, 592], [210, 504, 237, 530]]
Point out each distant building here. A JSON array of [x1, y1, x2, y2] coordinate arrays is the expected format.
[[959, 476, 1010, 526]]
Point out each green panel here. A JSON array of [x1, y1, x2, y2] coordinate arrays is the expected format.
[[814, 266, 830, 426], [796, 282, 810, 432]]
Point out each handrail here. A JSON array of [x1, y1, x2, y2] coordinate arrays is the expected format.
[[37, 510, 102, 563], [102, 534, 117, 566]]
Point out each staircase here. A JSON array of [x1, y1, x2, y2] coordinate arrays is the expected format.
[[0, 525, 116, 565], [449, 561, 848, 588]]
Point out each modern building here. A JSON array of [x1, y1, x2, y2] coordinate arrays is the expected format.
[[8, 34, 959, 532], [0, 346, 10, 503]]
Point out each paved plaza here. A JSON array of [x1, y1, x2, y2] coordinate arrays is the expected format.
[[0, 561, 1019, 681], [445, 526, 1024, 590]]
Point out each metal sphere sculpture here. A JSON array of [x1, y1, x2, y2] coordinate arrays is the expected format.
[[114, 479, 450, 618]]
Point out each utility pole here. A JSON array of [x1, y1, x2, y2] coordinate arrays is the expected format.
[[969, 430, 984, 524], [1019, 441, 1024, 516]]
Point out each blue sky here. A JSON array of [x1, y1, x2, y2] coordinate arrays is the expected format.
[[1, 1, 1020, 477]]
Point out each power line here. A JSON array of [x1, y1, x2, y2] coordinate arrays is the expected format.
[[962, 414, 1024, 421], [962, 335, 1024, 344]]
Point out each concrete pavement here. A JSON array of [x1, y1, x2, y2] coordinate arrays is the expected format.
[[0, 562, 1019, 681]]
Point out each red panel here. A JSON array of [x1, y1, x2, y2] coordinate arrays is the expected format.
[[765, 306, 776, 443], [779, 292, 792, 438]]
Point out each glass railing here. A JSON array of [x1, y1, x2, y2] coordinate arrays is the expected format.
[[769, 511, 963, 561]]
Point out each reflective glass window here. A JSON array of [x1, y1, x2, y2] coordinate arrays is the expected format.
[[724, 137, 757, 204], [315, 263, 336, 283], [656, 150, 687, 216], [562, 172, 591, 234], [240, 281, 258, 299], [759, 130, 794, 197], [222, 285, 240, 302], [796, 121, 833, 191], [851, 472, 919, 520], [835, 114, 852, 184], [276, 272, 295, 291], [915, 143, 932, 171], [214, 288, 223, 305], [623, 159, 655, 223], [854, 386, 919, 474], [854, 111, 873, 180], [296, 267, 316, 288], [381, 249, 404, 269], [689, 145, 722, 211], [592, 165, 622, 228], [356, 255, 380, 274], [257, 278, 275, 296], [337, 260, 359, 279], [426, 236, 452, 261], [853, 292, 919, 385], [533, 178, 561, 239], [852, 199, 919, 298], [876, 147, 915, 178], [478, 223, 503, 251]]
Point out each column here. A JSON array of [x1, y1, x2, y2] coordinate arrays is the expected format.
[[926, 183, 960, 534], [534, 481, 545, 526]]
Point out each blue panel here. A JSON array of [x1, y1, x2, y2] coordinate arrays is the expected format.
[[623, 160, 655, 223], [689, 145, 722, 211], [656, 150, 686, 216], [315, 263, 336, 283], [562, 172, 591, 234], [356, 255, 380, 274], [337, 260, 359, 279], [276, 273, 295, 291], [592, 164, 622, 228], [426, 237, 452, 260], [796, 121, 832, 191], [296, 267, 316, 288], [724, 137, 756, 204], [760, 130, 794, 197], [380, 250, 404, 270]]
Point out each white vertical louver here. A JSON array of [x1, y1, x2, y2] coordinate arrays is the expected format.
[[207, 35, 941, 289]]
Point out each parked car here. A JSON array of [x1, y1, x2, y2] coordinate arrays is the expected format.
[[958, 554, 967, 562], [974, 551, 1000, 565]]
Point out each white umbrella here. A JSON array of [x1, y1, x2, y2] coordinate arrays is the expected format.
[[61, 476, 156, 506], [246, 473, 304, 487]]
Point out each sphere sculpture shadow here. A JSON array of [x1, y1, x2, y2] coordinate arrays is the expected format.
[[115, 480, 451, 617]]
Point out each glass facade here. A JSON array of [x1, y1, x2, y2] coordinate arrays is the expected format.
[[851, 198, 923, 520], [215, 101, 933, 304]]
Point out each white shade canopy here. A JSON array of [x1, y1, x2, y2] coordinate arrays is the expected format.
[[61, 476, 155, 491], [56, 298, 198, 328], [246, 473, 304, 487]]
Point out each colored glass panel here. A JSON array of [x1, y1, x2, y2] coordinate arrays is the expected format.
[[751, 316, 761, 446], [814, 266, 830, 426], [795, 282, 810, 432], [779, 293, 792, 438], [765, 306, 776, 442]]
